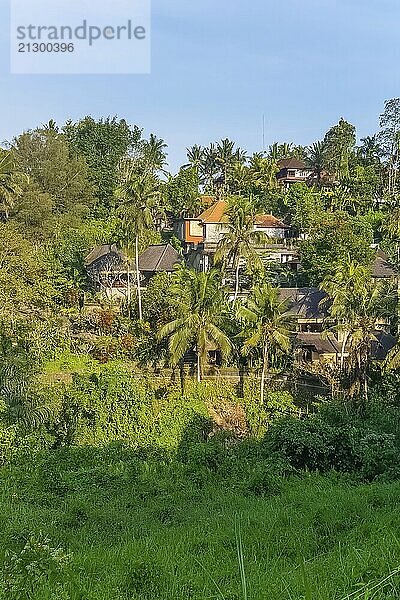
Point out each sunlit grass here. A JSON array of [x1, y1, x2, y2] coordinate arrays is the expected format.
[[1, 448, 400, 599]]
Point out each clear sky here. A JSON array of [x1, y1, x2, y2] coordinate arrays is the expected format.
[[1, 0, 399, 171]]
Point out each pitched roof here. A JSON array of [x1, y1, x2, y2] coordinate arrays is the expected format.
[[279, 287, 328, 319], [199, 195, 216, 208], [197, 199, 229, 224], [138, 244, 181, 273], [196, 200, 288, 230], [85, 244, 125, 266], [371, 331, 396, 361], [254, 214, 289, 229], [297, 332, 340, 354], [372, 251, 397, 279], [278, 158, 312, 171]]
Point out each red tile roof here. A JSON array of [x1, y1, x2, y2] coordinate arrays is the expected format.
[[196, 200, 287, 229], [197, 200, 229, 223], [254, 214, 288, 229]]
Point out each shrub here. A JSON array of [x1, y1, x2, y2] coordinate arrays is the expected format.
[[1, 533, 71, 600]]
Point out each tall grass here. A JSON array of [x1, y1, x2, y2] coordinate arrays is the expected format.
[[1, 447, 400, 599]]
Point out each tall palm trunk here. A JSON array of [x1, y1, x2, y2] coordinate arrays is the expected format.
[[234, 260, 240, 302], [397, 243, 400, 336], [260, 338, 268, 405], [196, 350, 201, 383], [135, 235, 143, 320], [127, 262, 131, 305], [340, 329, 350, 371]]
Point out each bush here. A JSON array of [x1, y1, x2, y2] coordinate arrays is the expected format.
[[1, 533, 71, 600], [263, 410, 400, 481]]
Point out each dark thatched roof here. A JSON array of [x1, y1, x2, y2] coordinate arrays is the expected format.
[[372, 251, 397, 279], [279, 288, 328, 320], [278, 158, 312, 171], [85, 244, 125, 267], [371, 331, 397, 361], [138, 244, 181, 273], [297, 332, 340, 354]]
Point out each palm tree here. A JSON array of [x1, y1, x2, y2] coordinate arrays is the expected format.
[[215, 139, 246, 194], [202, 144, 218, 192], [42, 119, 59, 132], [237, 283, 293, 404], [306, 141, 327, 184], [158, 268, 231, 382], [185, 144, 205, 179], [268, 142, 293, 160], [214, 197, 267, 301], [358, 135, 382, 166], [321, 259, 390, 402], [249, 153, 279, 190], [142, 133, 168, 175], [0, 149, 24, 221], [116, 160, 160, 319]]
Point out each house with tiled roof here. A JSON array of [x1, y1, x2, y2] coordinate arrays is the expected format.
[[85, 243, 181, 299], [178, 198, 295, 272], [277, 158, 314, 187]]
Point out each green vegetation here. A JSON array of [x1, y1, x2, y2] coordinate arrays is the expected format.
[[3, 101, 400, 598]]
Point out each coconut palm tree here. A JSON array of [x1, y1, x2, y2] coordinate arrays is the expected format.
[[237, 283, 293, 404], [358, 135, 382, 166], [268, 142, 293, 160], [306, 141, 327, 185], [215, 139, 246, 194], [116, 160, 160, 319], [158, 268, 231, 382], [185, 144, 205, 178], [249, 153, 279, 190], [0, 149, 24, 221], [202, 144, 219, 192], [215, 197, 268, 301], [142, 133, 168, 175], [321, 259, 390, 402]]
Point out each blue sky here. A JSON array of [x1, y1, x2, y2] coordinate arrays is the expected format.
[[1, 0, 399, 171]]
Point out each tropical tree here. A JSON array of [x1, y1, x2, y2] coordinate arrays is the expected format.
[[323, 118, 356, 180], [163, 167, 200, 217], [215, 197, 267, 300], [237, 283, 293, 404], [379, 98, 400, 195], [358, 135, 382, 166], [202, 144, 218, 192], [141, 133, 168, 175], [306, 141, 327, 184], [268, 142, 292, 160], [0, 149, 24, 221], [321, 259, 391, 402], [249, 153, 280, 190], [116, 160, 159, 319], [185, 144, 204, 178], [64, 116, 142, 212], [158, 268, 231, 382], [214, 139, 246, 194]]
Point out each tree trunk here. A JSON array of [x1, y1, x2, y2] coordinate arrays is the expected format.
[[238, 359, 245, 399], [127, 262, 131, 306], [340, 329, 349, 371], [135, 235, 143, 321], [397, 243, 400, 336], [179, 360, 185, 393], [234, 260, 240, 302], [260, 339, 268, 405], [196, 350, 201, 383]]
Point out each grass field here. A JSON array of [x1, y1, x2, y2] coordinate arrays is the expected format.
[[1, 444, 400, 600]]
